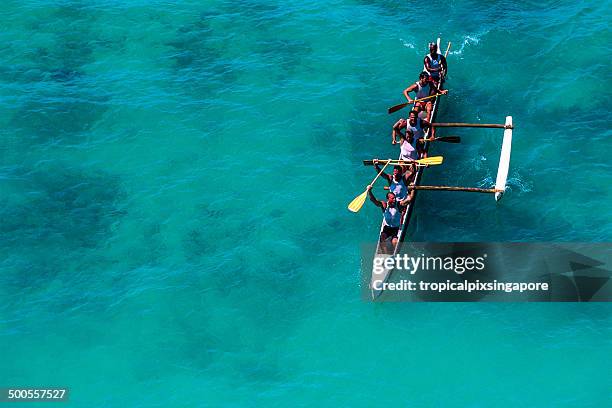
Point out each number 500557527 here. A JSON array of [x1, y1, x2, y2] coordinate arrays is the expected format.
[[1, 388, 68, 401]]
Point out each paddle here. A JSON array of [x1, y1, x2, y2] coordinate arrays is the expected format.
[[441, 42, 451, 80], [348, 160, 391, 213], [410, 156, 443, 165], [388, 93, 444, 114], [428, 136, 461, 143], [362, 156, 444, 166]]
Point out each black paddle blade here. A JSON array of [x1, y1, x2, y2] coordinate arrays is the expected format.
[[388, 102, 409, 114], [436, 136, 461, 143]]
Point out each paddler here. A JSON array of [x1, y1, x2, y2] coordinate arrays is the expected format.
[[391, 122, 424, 163], [366, 186, 408, 253], [393, 110, 432, 143], [423, 42, 448, 83], [399, 129, 425, 162], [412, 109, 437, 146], [372, 160, 415, 206], [402, 72, 447, 121]]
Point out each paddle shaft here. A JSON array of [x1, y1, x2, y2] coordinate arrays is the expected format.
[[347, 160, 391, 212], [363, 156, 442, 166], [388, 93, 444, 114], [432, 123, 513, 129], [414, 93, 442, 103], [369, 160, 390, 187], [440, 42, 451, 80], [365, 161, 429, 168]]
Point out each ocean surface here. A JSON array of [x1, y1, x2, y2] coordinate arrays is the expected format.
[[0, 1, 610, 406]]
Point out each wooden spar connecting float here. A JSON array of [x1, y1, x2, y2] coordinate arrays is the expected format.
[[385, 185, 504, 194], [347, 37, 515, 300], [364, 116, 514, 200], [432, 122, 513, 129]]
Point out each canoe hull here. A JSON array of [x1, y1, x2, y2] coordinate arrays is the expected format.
[[370, 38, 444, 299]]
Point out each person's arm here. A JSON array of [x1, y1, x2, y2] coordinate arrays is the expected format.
[[391, 120, 404, 144], [403, 84, 417, 103], [424, 56, 441, 74], [403, 165, 417, 184], [399, 197, 411, 206], [373, 159, 392, 183], [399, 190, 415, 206], [415, 138, 426, 154], [367, 185, 383, 208], [420, 118, 435, 138], [430, 80, 448, 95], [424, 56, 432, 72], [441, 55, 448, 76], [398, 188, 412, 205], [403, 170, 413, 186]]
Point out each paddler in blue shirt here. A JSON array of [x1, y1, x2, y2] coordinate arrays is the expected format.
[[372, 160, 415, 207], [366, 187, 403, 253], [423, 42, 447, 83]]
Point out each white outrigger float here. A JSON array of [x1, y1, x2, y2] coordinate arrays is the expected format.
[[349, 38, 514, 299], [495, 116, 513, 201]]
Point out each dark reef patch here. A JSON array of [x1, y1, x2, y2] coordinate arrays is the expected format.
[[11, 87, 109, 143], [182, 228, 213, 262], [166, 1, 312, 99], [166, 15, 237, 98], [254, 39, 313, 78], [3, 2, 111, 145], [0, 163, 126, 290]]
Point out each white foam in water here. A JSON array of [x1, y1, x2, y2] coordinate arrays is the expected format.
[[399, 38, 414, 49], [506, 173, 533, 194], [450, 31, 488, 56], [477, 176, 495, 189], [474, 173, 532, 197]]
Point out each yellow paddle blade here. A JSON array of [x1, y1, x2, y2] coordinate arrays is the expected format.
[[348, 190, 368, 213], [415, 156, 444, 166]]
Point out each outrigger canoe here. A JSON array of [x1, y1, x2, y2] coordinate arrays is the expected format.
[[368, 38, 513, 299], [370, 38, 445, 299]]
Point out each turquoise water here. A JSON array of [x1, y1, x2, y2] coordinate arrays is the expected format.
[[0, 0, 610, 406]]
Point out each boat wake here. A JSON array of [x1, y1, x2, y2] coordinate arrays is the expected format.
[[476, 175, 495, 189], [476, 172, 531, 197], [506, 173, 532, 195], [449, 32, 488, 57]]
